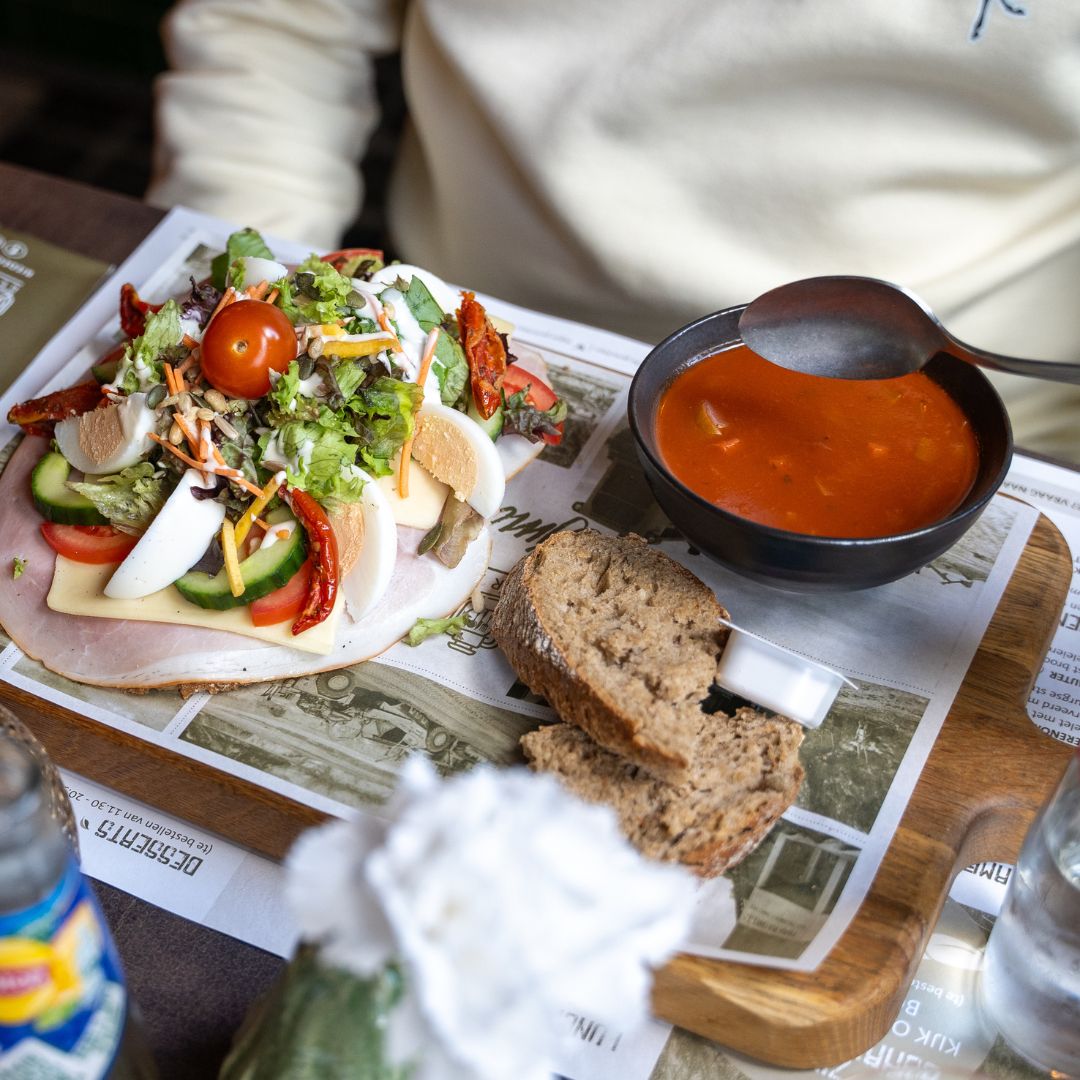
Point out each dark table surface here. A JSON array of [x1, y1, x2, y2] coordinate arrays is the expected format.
[[0, 162, 286, 1079]]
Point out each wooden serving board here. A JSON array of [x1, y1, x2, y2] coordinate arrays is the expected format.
[[0, 510, 1072, 1069], [652, 509, 1074, 1067]]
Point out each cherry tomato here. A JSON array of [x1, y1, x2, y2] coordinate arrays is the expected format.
[[250, 559, 313, 626], [201, 300, 297, 399], [502, 363, 564, 445], [41, 524, 138, 564]]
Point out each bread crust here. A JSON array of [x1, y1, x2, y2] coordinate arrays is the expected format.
[[491, 530, 727, 783]]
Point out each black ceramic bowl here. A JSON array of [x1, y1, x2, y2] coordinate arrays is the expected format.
[[628, 306, 1013, 592]]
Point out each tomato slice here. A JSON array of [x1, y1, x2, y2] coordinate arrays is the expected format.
[[320, 248, 384, 276], [41, 524, 138, 564], [502, 363, 564, 445], [250, 558, 313, 626]]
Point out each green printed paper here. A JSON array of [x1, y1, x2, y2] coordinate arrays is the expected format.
[[0, 226, 110, 395]]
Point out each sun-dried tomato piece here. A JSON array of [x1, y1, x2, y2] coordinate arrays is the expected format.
[[285, 487, 340, 636], [7, 382, 104, 437], [457, 291, 507, 420], [119, 283, 165, 339]]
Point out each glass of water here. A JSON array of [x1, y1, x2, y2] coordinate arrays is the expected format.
[[979, 747, 1080, 1077]]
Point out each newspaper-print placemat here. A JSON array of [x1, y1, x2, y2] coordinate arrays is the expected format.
[[0, 208, 1040, 974]]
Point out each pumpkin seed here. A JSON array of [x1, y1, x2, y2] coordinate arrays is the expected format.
[[417, 522, 443, 556]]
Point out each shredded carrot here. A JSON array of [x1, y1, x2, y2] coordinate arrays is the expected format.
[[208, 286, 237, 323], [415, 330, 439, 400], [197, 418, 212, 465], [225, 474, 265, 498], [397, 329, 440, 499], [163, 363, 178, 396], [182, 334, 199, 350], [377, 308, 405, 354], [245, 280, 270, 301], [266, 288, 279, 305], [234, 472, 285, 547], [171, 412, 201, 459], [150, 433, 264, 497], [175, 350, 199, 377], [150, 433, 204, 473]]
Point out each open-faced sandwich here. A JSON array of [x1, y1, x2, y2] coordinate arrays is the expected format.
[[0, 231, 566, 689]]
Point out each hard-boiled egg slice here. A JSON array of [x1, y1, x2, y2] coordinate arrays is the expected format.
[[366, 263, 459, 316], [410, 402, 506, 519], [105, 469, 226, 600], [54, 393, 157, 476], [236, 256, 288, 288], [330, 472, 399, 621], [496, 433, 546, 481]]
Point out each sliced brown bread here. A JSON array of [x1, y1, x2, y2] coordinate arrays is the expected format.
[[521, 709, 804, 878], [491, 530, 728, 783]]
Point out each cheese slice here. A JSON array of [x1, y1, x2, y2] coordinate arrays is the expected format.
[[376, 458, 450, 530], [47, 556, 341, 655]]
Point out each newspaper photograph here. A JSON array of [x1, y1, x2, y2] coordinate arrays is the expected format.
[[0, 208, 1046, 978]]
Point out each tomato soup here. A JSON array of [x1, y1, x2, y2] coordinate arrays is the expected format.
[[654, 345, 979, 538]]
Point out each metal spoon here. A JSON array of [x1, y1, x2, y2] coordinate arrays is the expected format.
[[738, 275, 1080, 383]]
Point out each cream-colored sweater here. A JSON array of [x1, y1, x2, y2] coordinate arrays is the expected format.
[[149, 0, 1080, 457]]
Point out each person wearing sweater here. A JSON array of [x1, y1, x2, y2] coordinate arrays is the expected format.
[[147, 0, 1080, 460]]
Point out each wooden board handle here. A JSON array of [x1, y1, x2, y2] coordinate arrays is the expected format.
[[653, 511, 1073, 1067]]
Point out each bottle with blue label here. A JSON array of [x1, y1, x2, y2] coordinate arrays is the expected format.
[[0, 721, 156, 1079]]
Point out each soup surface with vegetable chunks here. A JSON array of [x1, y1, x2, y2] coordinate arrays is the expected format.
[[655, 345, 979, 538]]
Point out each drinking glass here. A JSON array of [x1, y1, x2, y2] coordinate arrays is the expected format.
[[979, 748, 1080, 1077]]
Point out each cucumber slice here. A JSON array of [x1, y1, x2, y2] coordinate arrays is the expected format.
[[466, 398, 504, 441], [173, 507, 307, 610], [31, 452, 108, 525]]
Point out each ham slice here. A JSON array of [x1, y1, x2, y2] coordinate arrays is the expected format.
[[0, 436, 490, 688]]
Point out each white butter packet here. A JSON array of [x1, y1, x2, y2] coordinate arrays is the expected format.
[[715, 616, 857, 729]]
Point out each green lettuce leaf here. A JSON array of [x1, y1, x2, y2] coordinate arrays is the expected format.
[[211, 228, 275, 291], [68, 463, 170, 532], [346, 377, 423, 477], [266, 361, 320, 424], [430, 333, 469, 410], [344, 314, 378, 336], [332, 359, 365, 400], [275, 256, 355, 326], [258, 408, 366, 502], [399, 277, 468, 409], [111, 300, 183, 393], [502, 386, 567, 442], [404, 613, 469, 646]]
